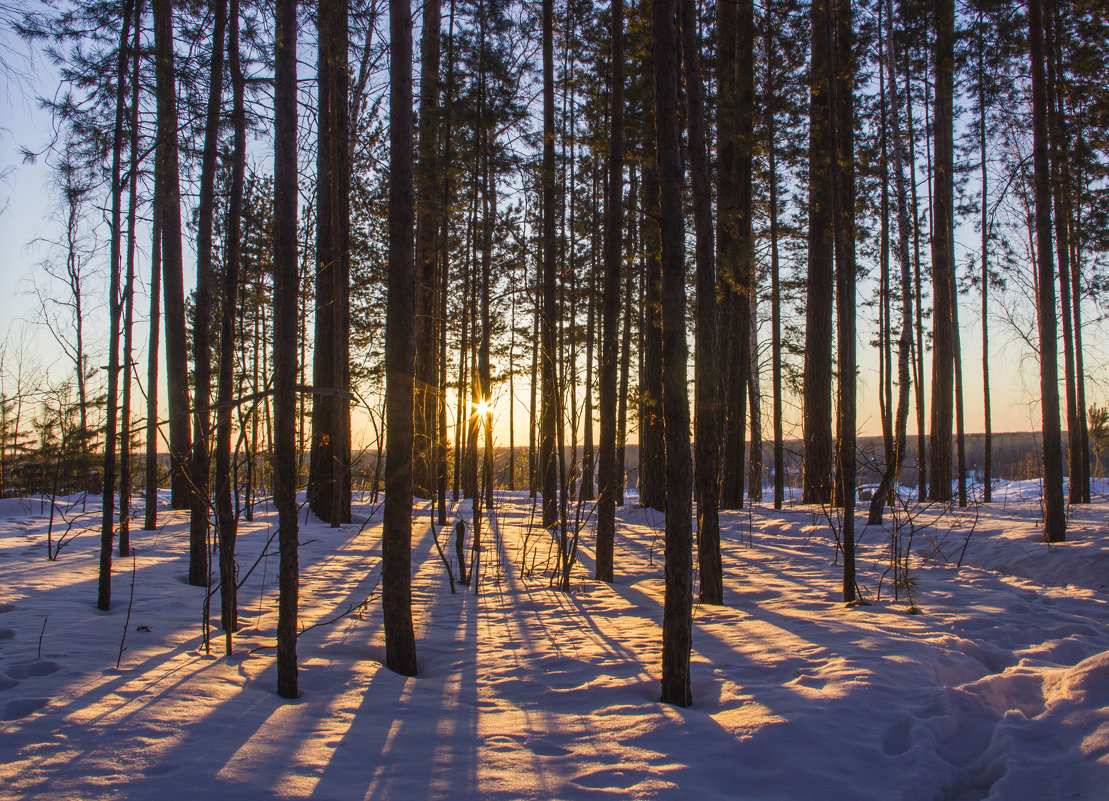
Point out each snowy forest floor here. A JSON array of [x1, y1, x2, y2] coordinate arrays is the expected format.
[[1, 481, 1108, 800]]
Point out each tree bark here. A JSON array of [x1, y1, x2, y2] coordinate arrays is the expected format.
[[120, 4, 142, 558], [413, 0, 442, 500], [540, 0, 559, 529], [596, 0, 624, 583], [680, 0, 721, 602], [928, 0, 954, 503], [98, 0, 136, 611], [152, 0, 192, 519], [383, 0, 419, 675], [1029, 0, 1066, 542], [868, 0, 914, 526], [803, 0, 834, 506], [215, 0, 246, 649], [831, 0, 857, 602], [274, 0, 300, 699], [654, 0, 693, 708], [310, 0, 352, 526], [190, 0, 228, 597]]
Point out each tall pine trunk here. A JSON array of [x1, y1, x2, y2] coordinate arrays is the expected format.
[[120, 5, 142, 557], [1029, 0, 1066, 542], [928, 0, 955, 503], [274, 0, 299, 698], [310, 0, 352, 526], [540, 0, 559, 529], [144, 185, 161, 531], [153, 0, 192, 520], [216, 0, 246, 649], [868, 0, 914, 526], [596, 0, 624, 583], [803, 0, 834, 505], [383, 0, 419, 675], [764, 9, 784, 509], [978, 14, 993, 504], [190, 0, 228, 593], [680, 0, 721, 604], [413, 0, 442, 500], [98, 0, 136, 611], [831, 0, 857, 602], [654, 0, 693, 707]]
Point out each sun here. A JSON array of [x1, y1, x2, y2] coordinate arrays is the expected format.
[[473, 397, 494, 417]]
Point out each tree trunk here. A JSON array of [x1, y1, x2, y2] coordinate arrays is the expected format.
[[596, 0, 624, 584], [310, 0, 352, 526], [615, 174, 635, 506], [978, 15, 992, 504], [765, 11, 784, 509], [679, 0, 721, 603], [830, 0, 857, 602], [274, 0, 299, 698], [928, 0, 954, 503], [152, 0, 192, 518], [413, 0, 441, 500], [216, 0, 246, 648], [144, 178, 161, 532], [1029, 0, 1066, 542], [191, 0, 228, 596], [803, 0, 834, 506], [868, 0, 914, 526], [718, 0, 754, 511], [747, 312, 762, 501], [98, 0, 136, 611], [639, 154, 665, 512], [1046, 9, 1079, 505], [540, 0, 559, 529], [654, 0, 693, 708], [905, 59, 927, 501], [383, 0, 419, 675], [120, 4, 142, 558]]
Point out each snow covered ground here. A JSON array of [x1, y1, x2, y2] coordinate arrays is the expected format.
[[1, 481, 1108, 800]]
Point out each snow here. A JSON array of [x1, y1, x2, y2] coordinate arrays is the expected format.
[[1, 482, 1108, 800]]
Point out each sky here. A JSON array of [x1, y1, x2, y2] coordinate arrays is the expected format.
[[1, 20, 1104, 452]]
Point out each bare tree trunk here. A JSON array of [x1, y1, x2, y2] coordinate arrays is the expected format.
[[830, 0, 857, 601], [190, 0, 228, 592], [120, 3, 142, 558], [1046, 8, 1079, 505], [383, 0, 419, 675], [144, 183, 161, 532], [615, 171, 635, 506], [680, 0, 721, 603], [654, 0, 693, 708], [905, 59, 927, 500], [1029, 0, 1066, 542], [977, 14, 992, 504], [540, 0, 559, 529], [869, 0, 914, 526], [639, 154, 665, 512], [153, 0, 192, 518], [803, 0, 834, 506], [719, 0, 754, 510], [98, 0, 136, 611], [763, 10, 785, 508], [310, 0, 352, 526], [596, 0, 624, 584], [748, 312, 762, 501], [929, 0, 955, 503], [216, 0, 246, 649], [953, 272, 967, 507], [274, 0, 299, 698], [413, 0, 442, 500]]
